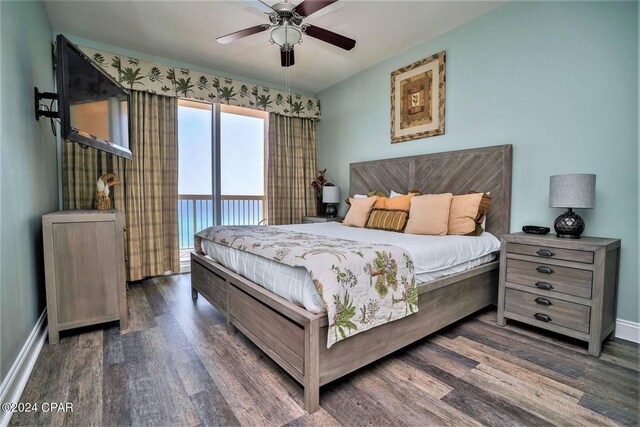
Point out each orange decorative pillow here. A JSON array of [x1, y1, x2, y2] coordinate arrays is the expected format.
[[373, 197, 387, 209], [404, 193, 454, 236], [372, 194, 414, 210], [343, 196, 378, 228], [385, 194, 414, 210], [448, 192, 492, 236], [365, 209, 410, 232]]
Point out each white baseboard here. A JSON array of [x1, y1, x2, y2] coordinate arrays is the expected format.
[[0, 310, 47, 427], [615, 318, 640, 344]]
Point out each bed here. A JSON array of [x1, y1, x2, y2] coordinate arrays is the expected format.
[[190, 144, 512, 413], [199, 222, 502, 313]]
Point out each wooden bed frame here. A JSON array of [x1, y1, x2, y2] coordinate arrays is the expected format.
[[191, 144, 512, 413]]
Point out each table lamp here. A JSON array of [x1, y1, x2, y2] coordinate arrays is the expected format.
[[549, 174, 595, 239], [322, 186, 340, 217]]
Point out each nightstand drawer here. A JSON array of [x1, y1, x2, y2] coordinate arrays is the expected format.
[[506, 259, 593, 299], [302, 216, 344, 224], [505, 288, 591, 333], [507, 243, 594, 264]]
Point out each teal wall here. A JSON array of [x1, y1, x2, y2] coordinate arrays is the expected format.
[[0, 0, 58, 380], [317, 2, 639, 323]]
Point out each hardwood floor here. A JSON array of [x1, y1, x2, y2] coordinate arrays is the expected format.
[[10, 274, 639, 426]]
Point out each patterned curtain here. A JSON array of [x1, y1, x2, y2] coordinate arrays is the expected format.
[[126, 91, 179, 280], [62, 91, 179, 281], [267, 113, 318, 225], [79, 45, 322, 121], [62, 144, 125, 210]]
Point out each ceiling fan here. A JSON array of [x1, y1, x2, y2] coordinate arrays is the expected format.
[[216, 0, 356, 67]]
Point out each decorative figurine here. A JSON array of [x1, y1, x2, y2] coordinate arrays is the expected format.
[[96, 173, 120, 210]]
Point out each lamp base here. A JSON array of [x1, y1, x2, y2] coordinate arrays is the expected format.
[[554, 208, 585, 239], [326, 204, 337, 217]]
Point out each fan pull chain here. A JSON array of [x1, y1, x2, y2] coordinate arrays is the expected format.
[[285, 55, 291, 110]]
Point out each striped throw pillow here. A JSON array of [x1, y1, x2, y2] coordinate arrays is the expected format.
[[365, 209, 410, 233]]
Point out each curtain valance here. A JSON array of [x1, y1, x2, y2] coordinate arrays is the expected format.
[[79, 45, 321, 120]]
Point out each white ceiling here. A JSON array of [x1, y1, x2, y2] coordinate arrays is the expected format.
[[44, 0, 503, 94]]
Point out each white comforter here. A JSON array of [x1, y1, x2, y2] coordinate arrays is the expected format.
[[200, 222, 500, 313]]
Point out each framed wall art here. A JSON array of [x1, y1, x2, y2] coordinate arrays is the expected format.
[[391, 51, 446, 143]]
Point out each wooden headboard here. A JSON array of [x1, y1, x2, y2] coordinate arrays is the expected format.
[[350, 145, 512, 238]]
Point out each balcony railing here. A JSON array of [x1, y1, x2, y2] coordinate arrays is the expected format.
[[178, 194, 265, 250]]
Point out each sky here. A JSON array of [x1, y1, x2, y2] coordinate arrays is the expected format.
[[178, 104, 264, 196]]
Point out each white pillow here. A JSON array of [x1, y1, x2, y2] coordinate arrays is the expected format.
[[353, 194, 368, 199], [390, 190, 405, 198]]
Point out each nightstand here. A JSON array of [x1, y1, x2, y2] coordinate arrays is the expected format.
[[497, 232, 620, 357], [302, 215, 344, 224]]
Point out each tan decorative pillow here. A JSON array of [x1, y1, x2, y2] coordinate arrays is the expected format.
[[343, 196, 378, 227], [404, 193, 454, 236], [448, 192, 492, 236], [365, 209, 409, 232]]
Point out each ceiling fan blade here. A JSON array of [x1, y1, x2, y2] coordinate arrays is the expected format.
[[304, 24, 355, 51], [280, 48, 295, 67], [243, 0, 274, 14], [217, 25, 269, 44], [295, 0, 337, 17]]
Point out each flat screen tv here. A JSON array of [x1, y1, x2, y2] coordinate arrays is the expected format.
[[56, 35, 132, 159]]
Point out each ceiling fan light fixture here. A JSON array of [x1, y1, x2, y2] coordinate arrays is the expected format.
[[270, 21, 303, 51], [217, 0, 355, 67]]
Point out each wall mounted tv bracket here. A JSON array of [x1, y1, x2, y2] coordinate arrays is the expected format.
[[34, 87, 59, 121]]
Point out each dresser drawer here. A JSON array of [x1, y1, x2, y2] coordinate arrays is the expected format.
[[507, 243, 594, 264], [504, 288, 591, 333], [505, 259, 593, 299]]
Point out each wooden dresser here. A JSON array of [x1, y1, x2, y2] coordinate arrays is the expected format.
[[497, 232, 620, 356], [42, 210, 128, 344]]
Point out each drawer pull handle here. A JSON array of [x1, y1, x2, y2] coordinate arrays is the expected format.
[[536, 249, 554, 257], [535, 297, 552, 306], [535, 281, 553, 291], [534, 313, 552, 322], [536, 266, 554, 274]]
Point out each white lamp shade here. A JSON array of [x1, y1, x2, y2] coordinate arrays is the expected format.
[[322, 186, 341, 203], [549, 174, 596, 209], [271, 23, 302, 48]]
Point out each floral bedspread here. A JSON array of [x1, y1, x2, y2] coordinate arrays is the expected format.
[[195, 226, 418, 348]]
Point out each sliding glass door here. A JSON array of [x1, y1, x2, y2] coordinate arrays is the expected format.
[[178, 100, 213, 253], [177, 100, 267, 259], [220, 104, 267, 225]]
